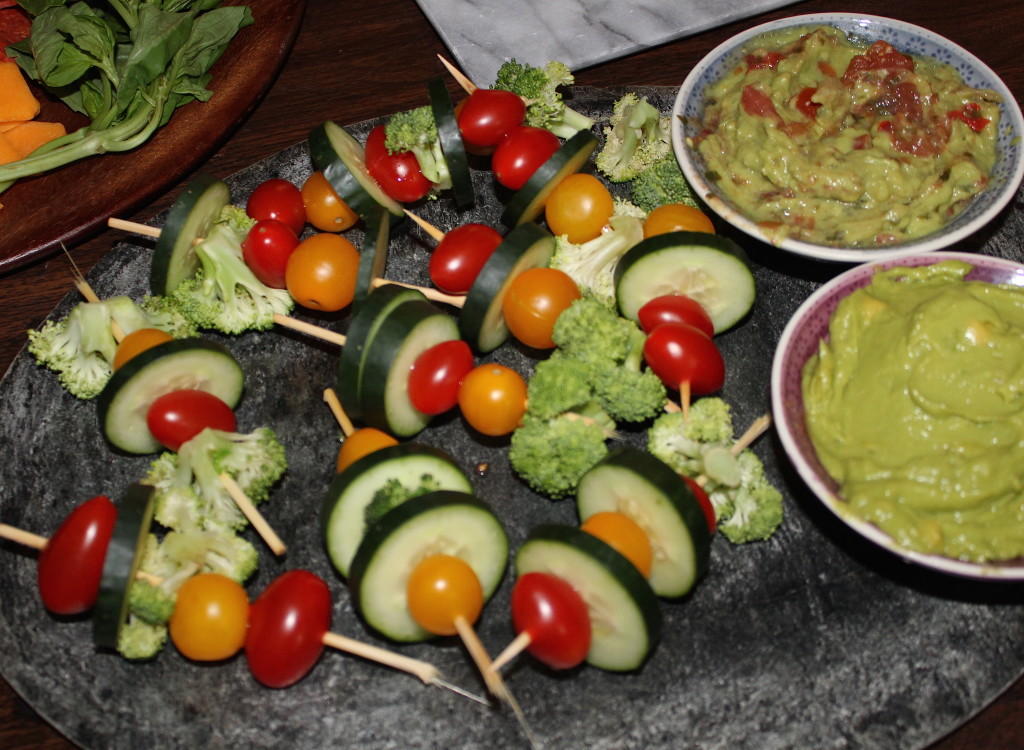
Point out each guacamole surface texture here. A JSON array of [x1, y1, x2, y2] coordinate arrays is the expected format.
[[802, 260, 1024, 562], [694, 26, 1001, 248]]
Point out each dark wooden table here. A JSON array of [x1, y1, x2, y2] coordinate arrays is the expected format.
[[2, 0, 1022, 747]]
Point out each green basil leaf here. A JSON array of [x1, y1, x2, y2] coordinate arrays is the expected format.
[[174, 5, 251, 79]]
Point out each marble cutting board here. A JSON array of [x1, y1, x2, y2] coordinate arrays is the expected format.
[[414, 0, 803, 84]]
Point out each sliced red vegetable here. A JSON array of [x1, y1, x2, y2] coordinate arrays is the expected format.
[[408, 339, 475, 415], [246, 178, 307, 236], [491, 125, 561, 191], [37, 495, 118, 615], [146, 389, 237, 452], [643, 321, 725, 396], [242, 218, 300, 289], [637, 294, 715, 339], [456, 88, 526, 152], [682, 476, 717, 536], [364, 124, 433, 203], [510, 572, 591, 670], [246, 569, 332, 689], [429, 223, 503, 294]]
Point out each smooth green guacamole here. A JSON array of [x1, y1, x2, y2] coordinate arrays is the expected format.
[[802, 260, 1024, 562], [694, 26, 1002, 247]]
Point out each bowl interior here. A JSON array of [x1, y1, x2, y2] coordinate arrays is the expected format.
[[770, 252, 1024, 578], [673, 14, 1024, 263]]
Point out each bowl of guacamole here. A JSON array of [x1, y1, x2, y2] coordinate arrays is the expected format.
[[771, 252, 1024, 578], [673, 15, 1024, 263]]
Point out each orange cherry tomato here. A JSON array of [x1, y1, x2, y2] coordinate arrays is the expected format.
[[545, 173, 615, 244], [301, 171, 358, 233], [501, 267, 581, 350], [643, 203, 715, 238], [406, 554, 483, 636], [112, 328, 173, 370], [285, 233, 360, 312], [457, 363, 527, 437], [336, 427, 399, 473], [580, 511, 653, 578], [169, 573, 250, 662]]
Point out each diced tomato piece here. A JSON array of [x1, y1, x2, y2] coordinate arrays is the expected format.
[[745, 51, 785, 70], [741, 85, 781, 122], [948, 102, 991, 132], [794, 87, 821, 120], [842, 41, 915, 84]]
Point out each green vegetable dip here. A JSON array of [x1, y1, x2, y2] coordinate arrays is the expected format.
[[694, 26, 1001, 247], [802, 260, 1024, 562]]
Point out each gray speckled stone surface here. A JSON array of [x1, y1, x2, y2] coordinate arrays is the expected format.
[[414, 0, 803, 84], [1, 87, 1023, 750]]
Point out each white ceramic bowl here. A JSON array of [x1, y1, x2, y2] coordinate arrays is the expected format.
[[672, 14, 1024, 264], [771, 251, 1024, 578]]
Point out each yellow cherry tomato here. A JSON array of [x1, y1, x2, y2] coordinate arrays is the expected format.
[[501, 267, 581, 350], [301, 171, 358, 233], [285, 233, 360, 312], [169, 573, 250, 662], [545, 173, 615, 244], [580, 511, 654, 578], [457, 363, 528, 437], [406, 554, 483, 636], [336, 427, 399, 473], [643, 203, 715, 238], [112, 328, 174, 370]]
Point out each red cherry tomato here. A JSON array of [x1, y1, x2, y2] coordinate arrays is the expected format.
[[456, 88, 527, 152], [682, 476, 717, 535], [637, 294, 715, 339], [146, 390, 237, 452], [429, 223, 503, 294], [246, 178, 306, 236], [36, 495, 117, 615], [501, 267, 581, 350], [242, 219, 300, 289], [408, 339, 475, 415], [364, 125, 433, 203], [642, 322, 725, 396], [510, 572, 591, 670], [491, 125, 561, 191], [246, 570, 331, 689]]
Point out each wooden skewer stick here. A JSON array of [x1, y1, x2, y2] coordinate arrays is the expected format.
[[272, 313, 348, 347], [370, 277, 466, 308], [323, 388, 355, 437], [437, 54, 478, 95], [488, 630, 532, 673], [219, 473, 287, 556], [108, 217, 162, 239], [404, 210, 446, 242]]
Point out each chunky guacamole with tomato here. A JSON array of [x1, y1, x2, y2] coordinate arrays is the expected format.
[[693, 26, 1002, 247], [802, 260, 1024, 562]]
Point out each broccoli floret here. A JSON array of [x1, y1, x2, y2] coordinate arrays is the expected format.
[[364, 474, 443, 527], [492, 59, 595, 139], [629, 156, 701, 213], [550, 296, 636, 363], [549, 204, 645, 307], [384, 105, 451, 189], [591, 359, 667, 423], [595, 93, 672, 182], [169, 205, 294, 334], [127, 578, 176, 625], [524, 356, 598, 421], [144, 427, 288, 534], [509, 414, 609, 499], [116, 615, 168, 661], [26, 295, 196, 399], [647, 399, 735, 476], [716, 452, 784, 543], [140, 528, 260, 586]]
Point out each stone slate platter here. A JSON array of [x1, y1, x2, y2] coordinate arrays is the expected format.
[[1, 87, 1023, 750]]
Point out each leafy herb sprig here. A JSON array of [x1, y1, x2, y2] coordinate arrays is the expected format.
[[0, 0, 252, 193]]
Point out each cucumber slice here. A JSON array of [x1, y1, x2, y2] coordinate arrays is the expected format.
[[150, 174, 231, 295], [458, 222, 556, 353], [500, 129, 598, 227], [576, 447, 711, 598], [349, 491, 509, 642], [308, 121, 405, 224], [516, 524, 662, 672], [336, 284, 426, 422], [428, 77, 474, 209], [93, 483, 156, 650], [614, 231, 755, 334], [353, 206, 390, 312], [97, 338, 244, 455], [322, 443, 473, 578], [359, 298, 460, 437]]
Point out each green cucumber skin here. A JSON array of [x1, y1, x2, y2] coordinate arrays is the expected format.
[[613, 231, 756, 334], [577, 446, 712, 598], [515, 524, 662, 672], [458, 222, 556, 353], [358, 299, 460, 437], [428, 77, 474, 209], [150, 174, 230, 296], [353, 206, 391, 312], [348, 491, 509, 643], [321, 443, 473, 578], [336, 284, 425, 422], [500, 130, 598, 227], [96, 338, 244, 455], [93, 483, 156, 649]]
